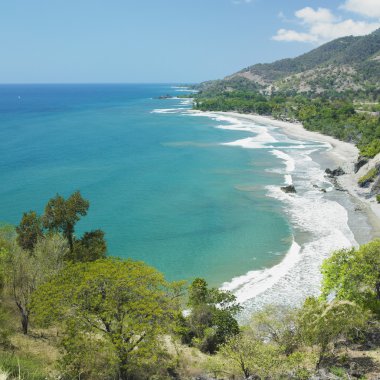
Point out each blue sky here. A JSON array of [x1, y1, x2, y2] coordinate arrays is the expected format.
[[1, 0, 379, 83]]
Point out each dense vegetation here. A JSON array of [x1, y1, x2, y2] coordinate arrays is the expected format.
[[193, 90, 380, 158], [0, 193, 380, 379]]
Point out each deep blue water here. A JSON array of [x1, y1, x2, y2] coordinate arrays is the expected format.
[[0, 84, 291, 285]]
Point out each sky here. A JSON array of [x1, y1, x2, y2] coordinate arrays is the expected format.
[[0, 0, 379, 83]]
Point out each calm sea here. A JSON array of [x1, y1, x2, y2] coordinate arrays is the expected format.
[[0, 84, 292, 286]]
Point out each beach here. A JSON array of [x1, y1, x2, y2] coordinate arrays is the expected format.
[[219, 112, 380, 235], [189, 110, 380, 321], [220, 112, 380, 232]]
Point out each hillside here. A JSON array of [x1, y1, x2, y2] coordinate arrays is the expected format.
[[199, 28, 380, 99]]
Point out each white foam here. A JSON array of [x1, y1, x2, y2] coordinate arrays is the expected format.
[[222, 241, 302, 304], [153, 107, 357, 316], [271, 150, 295, 172], [222, 137, 269, 149], [151, 108, 187, 114], [284, 174, 293, 185], [233, 155, 356, 320]]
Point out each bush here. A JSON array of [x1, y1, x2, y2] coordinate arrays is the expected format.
[[377, 194, 380, 203], [358, 167, 378, 187]]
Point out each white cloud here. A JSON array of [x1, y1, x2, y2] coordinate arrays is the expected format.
[[272, 6, 380, 44], [295, 7, 336, 25], [273, 28, 318, 42], [342, 0, 380, 19]]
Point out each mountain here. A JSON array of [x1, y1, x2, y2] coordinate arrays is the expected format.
[[199, 28, 380, 98]]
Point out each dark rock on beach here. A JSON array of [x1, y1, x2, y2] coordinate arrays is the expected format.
[[354, 157, 368, 173], [281, 185, 296, 193], [325, 167, 345, 177]]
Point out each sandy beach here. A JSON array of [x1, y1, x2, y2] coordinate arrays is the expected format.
[[217, 111, 380, 238]]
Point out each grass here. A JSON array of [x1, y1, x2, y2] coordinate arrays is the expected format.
[[0, 351, 47, 380], [358, 167, 378, 186]]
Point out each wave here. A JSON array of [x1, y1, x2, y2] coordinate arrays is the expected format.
[[151, 103, 357, 315], [271, 150, 295, 172], [150, 108, 188, 114], [221, 240, 302, 304], [230, 149, 356, 320], [197, 112, 357, 316]]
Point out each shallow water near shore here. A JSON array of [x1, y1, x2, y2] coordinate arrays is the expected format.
[[0, 84, 374, 314]]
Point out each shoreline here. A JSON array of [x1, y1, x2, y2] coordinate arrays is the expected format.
[[187, 109, 380, 320], [214, 111, 380, 240]]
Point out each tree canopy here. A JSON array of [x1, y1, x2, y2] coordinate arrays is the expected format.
[[321, 240, 380, 315], [43, 191, 89, 252], [32, 258, 180, 379]]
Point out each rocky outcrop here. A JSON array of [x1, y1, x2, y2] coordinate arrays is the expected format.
[[354, 157, 369, 173], [325, 167, 345, 177], [281, 185, 296, 193]]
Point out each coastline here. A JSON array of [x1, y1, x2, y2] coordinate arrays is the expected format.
[[215, 111, 380, 239], [188, 109, 380, 320]]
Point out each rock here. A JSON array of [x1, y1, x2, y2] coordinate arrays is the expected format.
[[354, 157, 368, 173], [370, 175, 380, 196], [158, 94, 173, 99], [320, 188, 327, 193], [329, 177, 347, 192], [281, 185, 296, 193], [325, 167, 345, 177]]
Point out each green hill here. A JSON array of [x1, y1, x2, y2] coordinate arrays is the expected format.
[[199, 28, 380, 99]]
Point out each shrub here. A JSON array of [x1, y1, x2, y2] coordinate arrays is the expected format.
[[358, 167, 378, 187]]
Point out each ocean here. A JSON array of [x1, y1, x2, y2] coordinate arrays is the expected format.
[[0, 84, 372, 314]]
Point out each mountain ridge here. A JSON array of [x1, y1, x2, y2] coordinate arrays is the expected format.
[[200, 28, 380, 98]]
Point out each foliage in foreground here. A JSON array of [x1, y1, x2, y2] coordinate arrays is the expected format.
[[321, 239, 380, 316], [205, 298, 371, 379], [178, 278, 241, 354], [1, 196, 380, 379], [32, 258, 183, 379]]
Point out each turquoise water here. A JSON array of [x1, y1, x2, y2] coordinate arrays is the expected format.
[[0, 84, 291, 285]]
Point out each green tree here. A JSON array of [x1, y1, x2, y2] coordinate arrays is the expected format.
[[298, 297, 369, 368], [15, 211, 43, 252], [183, 278, 241, 353], [0, 225, 15, 290], [205, 333, 282, 379], [32, 258, 180, 379], [321, 240, 380, 315], [43, 191, 89, 252], [250, 305, 300, 355], [72, 229, 107, 262], [4, 234, 67, 334]]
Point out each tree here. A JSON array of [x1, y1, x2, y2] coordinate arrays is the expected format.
[[205, 333, 282, 379], [182, 278, 241, 353], [15, 211, 43, 252], [3, 234, 68, 334], [250, 305, 300, 355], [32, 258, 180, 379], [43, 191, 89, 252], [298, 297, 369, 368], [72, 229, 107, 262], [321, 240, 380, 315]]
